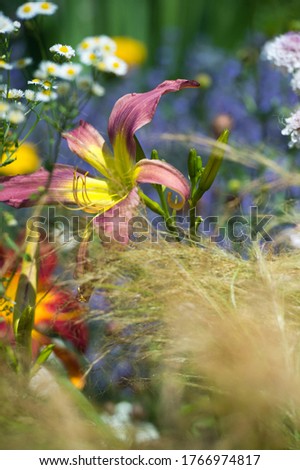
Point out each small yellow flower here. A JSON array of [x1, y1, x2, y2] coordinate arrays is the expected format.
[[0, 143, 41, 176], [113, 36, 147, 67]]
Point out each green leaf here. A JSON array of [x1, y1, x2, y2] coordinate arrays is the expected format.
[[16, 306, 35, 350], [31, 344, 56, 376], [13, 233, 38, 337], [192, 129, 229, 202], [3, 233, 20, 253], [35, 344, 55, 366]]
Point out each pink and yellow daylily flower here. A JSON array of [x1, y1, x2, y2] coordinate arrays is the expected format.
[[0, 79, 199, 242]]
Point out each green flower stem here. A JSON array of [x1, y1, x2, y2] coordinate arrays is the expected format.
[[139, 189, 182, 241], [188, 205, 203, 242], [155, 184, 170, 219], [19, 113, 41, 147]]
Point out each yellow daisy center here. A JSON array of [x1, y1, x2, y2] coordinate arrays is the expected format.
[[59, 45, 69, 53], [0, 103, 9, 112], [23, 5, 32, 13], [81, 41, 89, 50], [47, 66, 56, 74], [113, 61, 120, 69], [67, 68, 75, 75], [41, 2, 50, 9]]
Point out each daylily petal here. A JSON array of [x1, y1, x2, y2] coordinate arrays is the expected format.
[[63, 120, 113, 178], [134, 159, 190, 209], [52, 345, 86, 389], [93, 188, 140, 244], [32, 330, 86, 389], [0, 164, 117, 213], [108, 79, 200, 164], [35, 289, 88, 353]]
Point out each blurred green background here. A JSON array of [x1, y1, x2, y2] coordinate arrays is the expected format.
[[4, 0, 300, 67]]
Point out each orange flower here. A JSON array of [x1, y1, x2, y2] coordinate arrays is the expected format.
[[0, 245, 88, 389]]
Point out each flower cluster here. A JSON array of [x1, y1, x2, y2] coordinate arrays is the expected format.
[[34, 60, 83, 81], [0, 99, 26, 123], [0, 3, 128, 173], [16, 2, 58, 20], [77, 35, 127, 76], [262, 32, 300, 148], [262, 32, 300, 74], [281, 109, 300, 148]]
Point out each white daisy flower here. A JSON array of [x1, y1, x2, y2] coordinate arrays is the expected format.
[[13, 21, 21, 31], [7, 108, 25, 124], [35, 60, 60, 78], [97, 35, 117, 55], [77, 37, 96, 54], [282, 108, 300, 148], [78, 50, 100, 65], [36, 89, 58, 102], [35, 2, 58, 16], [28, 78, 44, 86], [99, 55, 128, 76], [0, 13, 15, 34], [16, 2, 39, 20], [0, 101, 11, 118], [13, 57, 33, 68], [27, 78, 51, 89], [24, 89, 37, 101], [7, 89, 24, 99], [0, 59, 13, 70], [91, 82, 105, 97], [50, 44, 75, 59], [56, 63, 82, 80], [262, 32, 300, 74]]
